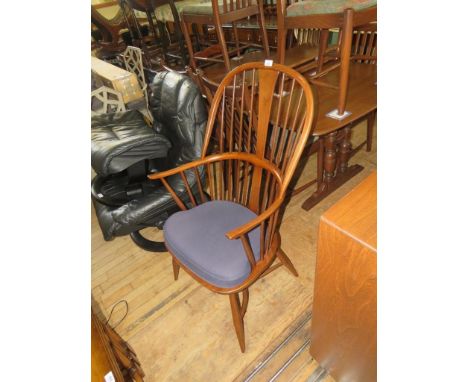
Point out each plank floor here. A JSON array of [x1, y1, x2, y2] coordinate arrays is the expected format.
[[92, 121, 377, 382]]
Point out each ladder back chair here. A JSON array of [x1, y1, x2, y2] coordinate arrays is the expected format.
[[180, 0, 271, 74], [277, 0, 376, 117], [147, 62, 317, 351], [350, 21, 377, 151]]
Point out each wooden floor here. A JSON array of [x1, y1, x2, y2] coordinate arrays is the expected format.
[[92, 121, 377, 382]]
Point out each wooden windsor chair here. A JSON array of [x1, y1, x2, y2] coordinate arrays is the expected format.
[[147, 61, 317, 352]]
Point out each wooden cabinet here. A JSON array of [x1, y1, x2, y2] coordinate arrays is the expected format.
[[310, 172, 377, 382]]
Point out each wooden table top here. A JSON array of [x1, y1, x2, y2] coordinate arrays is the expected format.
[[321, 171, 377, 251], [313, 63, 376, 136], [272, 62, 376, 136], [203, 59, 376, 138]]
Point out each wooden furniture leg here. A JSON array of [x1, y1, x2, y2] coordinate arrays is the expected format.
[[229, 292, 246, 352], [277, 248, 299, 277], [302, 127, 364, 211], [172, 258, 180, 280], [366, 110, 376, 152]]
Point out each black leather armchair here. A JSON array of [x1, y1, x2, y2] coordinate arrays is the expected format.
[[91, 71, 207, 251]]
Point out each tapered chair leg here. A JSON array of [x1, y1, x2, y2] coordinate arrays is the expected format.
[[172, 258, 180, 280], [229, 293, 246, 352], [277, 248, 299, 277]]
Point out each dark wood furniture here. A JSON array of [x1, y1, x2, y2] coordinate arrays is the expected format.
[[180, 0, 271, 74], [130, 0, 188, 65], [148, 62, 318, 352], [92, 5, 128, 58], [302, 61, 376, 210], [92, 309, 145, 382], [310, 171, 376, 382], [271, 60, 376, 210], [276, 0, 377, 117]]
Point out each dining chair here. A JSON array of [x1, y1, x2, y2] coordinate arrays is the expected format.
[[147, 61, 318, 351], [350, 21, 377, 151], [91, 5, 128, 60], [179, 0, 271, 74], [276, 0, 376, 118]]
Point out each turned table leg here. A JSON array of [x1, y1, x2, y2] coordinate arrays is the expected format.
[[324, 131, 339, 184], [339, 126, 352, 174]]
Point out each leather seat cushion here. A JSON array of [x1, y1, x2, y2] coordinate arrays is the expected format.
[[164, 200, 260, 288], [91, 110, 171, 176]]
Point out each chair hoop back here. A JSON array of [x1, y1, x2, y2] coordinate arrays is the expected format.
[[202, 61, 317, 195]]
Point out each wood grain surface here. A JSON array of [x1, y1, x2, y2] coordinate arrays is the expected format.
[[310, 172, 376, 382]]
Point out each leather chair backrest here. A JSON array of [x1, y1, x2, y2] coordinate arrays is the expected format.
[[149, 71, 208, 168]]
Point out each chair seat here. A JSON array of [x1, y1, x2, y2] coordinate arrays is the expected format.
[[151, 0, 211, 22], [91, 110, 171, 176], [182, 0, 258, 16], [286, 0, 376, 17], [164, 200, 261, 288]]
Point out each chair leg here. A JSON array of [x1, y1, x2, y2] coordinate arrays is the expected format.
[[277, 248, 298, 277], [229, 293, 246, 352], [366, 110, 376, 152], [172, 258, 180, 281]]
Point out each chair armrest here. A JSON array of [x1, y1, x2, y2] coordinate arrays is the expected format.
[[148, 152, 283, 214], [225, 197, 284, 240]]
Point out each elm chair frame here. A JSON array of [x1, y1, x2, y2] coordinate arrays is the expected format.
[[276, 0, 376, 117], [148, 62, 317, 351], [180, 0, 271, 73]]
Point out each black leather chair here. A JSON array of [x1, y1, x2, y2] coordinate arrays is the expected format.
[[91, 71, 207, 251]]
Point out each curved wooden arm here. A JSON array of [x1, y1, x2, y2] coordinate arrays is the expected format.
[[225, 197, 284, 240], [147, 152, 282, 181]]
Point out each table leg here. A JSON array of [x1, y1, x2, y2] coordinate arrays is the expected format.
[[302, 127, 364, 211], [339, 126, 352, 173]]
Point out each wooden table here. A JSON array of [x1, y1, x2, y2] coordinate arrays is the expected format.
[[310, 171, 377, 382], [301, 62, 377, 210]]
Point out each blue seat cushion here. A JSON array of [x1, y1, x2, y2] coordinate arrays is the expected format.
[[164, 200, 261, 288]]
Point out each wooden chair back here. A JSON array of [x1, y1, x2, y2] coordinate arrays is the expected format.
[[203, 61, 317, 201], [91, 5, 128, 53], [276, 0, 376, 116], [351, 22, 377, 64], [180, 0, 270, 74]]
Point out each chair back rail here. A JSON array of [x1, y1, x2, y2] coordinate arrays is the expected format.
[[180, 0, 270, 75], [276, 1, 376, 115]]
